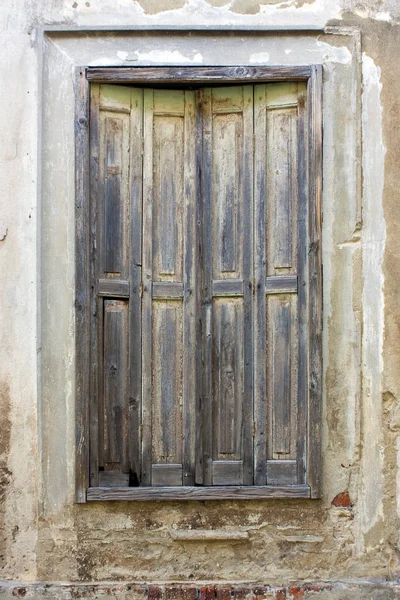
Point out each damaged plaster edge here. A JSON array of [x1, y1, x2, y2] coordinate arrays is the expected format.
[[359, 53, 386, 544], [0, 228, 8, 242]]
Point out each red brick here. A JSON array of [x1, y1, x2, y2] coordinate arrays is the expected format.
[[166, 587, 183, 600], [331, 491, 352, 507], [253, 587, 269, 600], [303, 585, 333, 592], [149, 586, 163, 600], [182, 588, 198, 600], [200, 586, 215, 600], [288, 587, 304, 600], [217, 588, 232, 600], [234, 588, 251, 600]]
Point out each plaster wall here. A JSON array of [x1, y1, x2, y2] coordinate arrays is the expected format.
[[0, 0, 399, 590]]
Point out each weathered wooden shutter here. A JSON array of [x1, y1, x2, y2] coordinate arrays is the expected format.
[[198, 87, 254, 486], [89, 81, 310, 491], [89, 84, 143, 487], [141, 89, 197, 486], [253, 82, 307, 486]]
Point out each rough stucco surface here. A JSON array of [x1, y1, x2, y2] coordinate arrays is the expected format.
[[1, 0, 400, 594]]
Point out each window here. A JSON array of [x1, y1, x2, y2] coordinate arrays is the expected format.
[[75, 66, 322, 502]]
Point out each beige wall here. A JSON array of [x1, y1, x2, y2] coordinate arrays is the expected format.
[[0, 0, 400, 586]]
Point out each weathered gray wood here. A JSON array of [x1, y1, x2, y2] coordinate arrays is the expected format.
[[83, 73, 322, 496], [265, 275, 298, 294], [87, 66, 313, 84], [99, 470, 130, 487], [152, 95, 184, 280], [307, 65, 323, 498], [152, 282, 184, 298], [87, 485, 311, 501], [128, 87, 143, 486], [213, 460, 243, 485], [152, 464, 183, 486], [88, 82, 101, 490], [266, 460, 297, 485], [152, 301, 183, 465], [98, 279, 130, 297], [267, 297, 292, 456], [212, 300, 243, 459], [101, 109, 130, 276], [201, 88, 213, 486], [195, 90, 204, 486], [241, 84, 254, 486], [296, 84, 308, 485], [266, 100, 298, 272], [75, 67, 90, 502], [143, 90, 196, 486], [253, 85, 268, 485], [203, 86, 253, 486], [212, 279, 243, 296], [141, 89, 154, 485], [103, 300, 129, 471], [182, 91, 197, 486]]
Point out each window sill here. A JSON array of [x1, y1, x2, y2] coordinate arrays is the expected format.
[[86, 485, 311, 501]]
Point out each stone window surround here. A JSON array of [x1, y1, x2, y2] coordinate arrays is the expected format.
[[39, 26, 361, 511]]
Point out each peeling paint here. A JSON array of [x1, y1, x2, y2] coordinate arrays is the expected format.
[[307, 41, 352, 63], [249, 51, 270, 62], [132, 49, 203, 63]]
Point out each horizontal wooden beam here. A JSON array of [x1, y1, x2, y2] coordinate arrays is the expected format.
[[86, 66, 312, 84], [152, 282, 184, 298], [86, 484, 311, 501], [98, 279, 130, 297], [212, 279, 243, 297], [265, 275, 298, 294]]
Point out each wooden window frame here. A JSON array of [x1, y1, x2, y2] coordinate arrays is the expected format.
[[75, 65, 322, 503]]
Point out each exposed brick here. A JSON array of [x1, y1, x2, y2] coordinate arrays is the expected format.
[[166, 587, 183, 600], [12, 589, 27, 597], [149, 586, 164, 600], [216, 587, 232, 600], [303, 585, 333, 593], [182, 587, 198, 600], [331, 491, 352, 507], [253, 587, 269, 600], [234, 588, 251, 600], [200, 586, 215, 600], [288, 587, 304, 600]]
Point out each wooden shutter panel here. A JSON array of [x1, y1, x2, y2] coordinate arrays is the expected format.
[[254, 82, 308, 486], [199, 87, 254, 486], [90, 84, 143, 487], [141, 89, 197, 486]]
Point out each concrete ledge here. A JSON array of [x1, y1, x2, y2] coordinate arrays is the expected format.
[[170, 530, 250, 541], [1, 580, 400, 599]]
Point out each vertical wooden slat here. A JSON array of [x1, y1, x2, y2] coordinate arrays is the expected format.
[[296, 84, 308, 485], [89, 83, 100, 487], [75, 67, 90, 502], [195, 90, 204, 485], [242, 85, 254, 485], [202, 86, 253, 486], [308, 66, 323, 498], [128, 87, 143, 485], [103, 299, 129, 469], [253, 84, 267, 485], [183, 91, 197, 486], [200, 88, 213, 485], [141, 88, 154, 486]]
